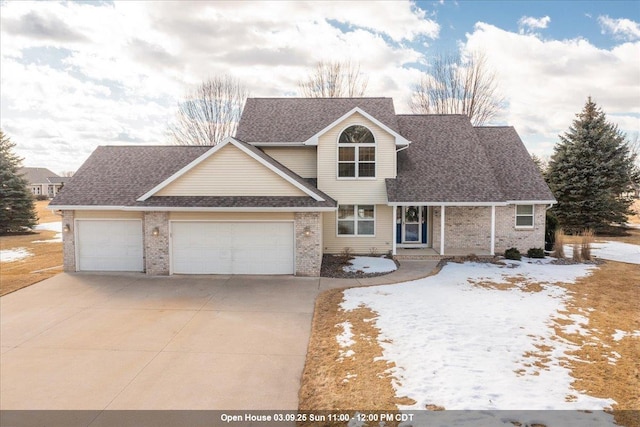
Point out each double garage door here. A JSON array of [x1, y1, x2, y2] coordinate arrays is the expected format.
[[171, 222, 294, 275], [75, 220, 294, 275]]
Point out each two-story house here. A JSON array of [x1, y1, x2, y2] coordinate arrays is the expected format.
[[50, 98, 555, 276]]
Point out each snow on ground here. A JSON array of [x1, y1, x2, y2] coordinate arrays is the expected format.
[[341, 260, 617, 422], [564, 241, 640, 264], [33, 221, 62, 243], [343, 256, 397, 273], [0, 248, 32, 262]]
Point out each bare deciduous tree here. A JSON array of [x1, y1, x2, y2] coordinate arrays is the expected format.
[[169, 76, 249, 145], [299, 60, 368, 98], [410, 52, 505, 125]]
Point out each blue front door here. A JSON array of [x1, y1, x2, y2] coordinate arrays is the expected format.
[[396, 206, 428, 244]]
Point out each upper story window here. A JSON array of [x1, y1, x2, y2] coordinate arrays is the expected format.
[[338, 125, 375, 178]]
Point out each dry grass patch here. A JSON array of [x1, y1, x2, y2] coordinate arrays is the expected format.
[[553, 261, 640, 427], [298, 288, 408, 426], [0, 201, 62, 296]]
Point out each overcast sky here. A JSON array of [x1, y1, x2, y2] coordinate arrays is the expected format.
[[1, 0, 639, 174]]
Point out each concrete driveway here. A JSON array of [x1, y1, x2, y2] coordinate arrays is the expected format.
[[1, 273, 328, 412]]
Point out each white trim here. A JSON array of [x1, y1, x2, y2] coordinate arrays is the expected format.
[[49, 205, 336, 212], [136, 137, 325, 202], [515, 204, 535, 229], [304, 107, 411, 146], [392, 205, 397, 255], [490, 205, 496, 256], [507, 200, 556, 205], [440, 205, 445, 256], [390, 201, 508, 207], [389, 200, 556, 207], [336, 204, 376, 237]]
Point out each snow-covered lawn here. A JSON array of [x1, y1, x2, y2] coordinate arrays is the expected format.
[[0, 248, 32, 262], [343, 256, 397, 273], [340, 259, 623, 425], [33, 221, 62, 243], [565, 241, 640, 264]]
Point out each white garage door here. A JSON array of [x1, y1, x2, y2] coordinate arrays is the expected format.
[[171, 222, 294, 274], [76, 220, 144, 272]]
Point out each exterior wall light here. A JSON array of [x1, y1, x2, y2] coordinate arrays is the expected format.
[[63, 224, 70, 233], [303, 226, 311, 237], [152, 227, 160, 236]]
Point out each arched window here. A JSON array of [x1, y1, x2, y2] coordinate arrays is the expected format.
[[338, 125, 376, 178]]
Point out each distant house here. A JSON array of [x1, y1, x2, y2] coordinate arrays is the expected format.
[[51, 97, 555, 276], [19, 167, 69, 198]]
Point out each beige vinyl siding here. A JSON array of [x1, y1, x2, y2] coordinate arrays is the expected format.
[[317, 112, 396, 205], [322, 204, 393, 254], [261, 146, 317, 178], [169, 212, 294, 221], [74, 211, 142, 219], [157, 144, 306, 197]]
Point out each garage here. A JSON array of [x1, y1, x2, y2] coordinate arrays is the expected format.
[[171, 221, 294, 274], [75, 220, 144, 272]]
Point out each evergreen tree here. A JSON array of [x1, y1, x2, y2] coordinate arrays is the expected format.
[[547, 97, 639, 233], [0, 130, 37, 234]]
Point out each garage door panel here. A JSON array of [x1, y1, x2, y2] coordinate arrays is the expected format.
[[171, 222, 294, 275], [76, 220, 143, 272]]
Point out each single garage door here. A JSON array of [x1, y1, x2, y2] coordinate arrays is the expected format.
[[76, 220, 144, 272], [171, 222, 294, 274]]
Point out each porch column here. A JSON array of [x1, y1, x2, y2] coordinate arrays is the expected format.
[[392, 205, 397, 256], [490, 205, 496, 256], [440, 205, 445, 255]]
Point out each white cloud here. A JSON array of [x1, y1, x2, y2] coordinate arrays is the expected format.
[[0, 1, 438, 172], [518, 15, 550, 34], [463, 22, 639, 150], [598, 15, 640, 41]]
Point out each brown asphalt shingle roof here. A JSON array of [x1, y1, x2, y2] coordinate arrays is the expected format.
[[52, 98, 554, 209], [18, 167, 67, 184], [51, 144, 335, 209], [389, 115, 506, 203], [236, 97, 399, 143], [474, 127, 555, 202], [387, 115, 555, 203]]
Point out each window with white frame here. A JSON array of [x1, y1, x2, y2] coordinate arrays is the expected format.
[[338, 125, 375, 178], [515, 205, 534, 228], [337, 204, 375, 236]]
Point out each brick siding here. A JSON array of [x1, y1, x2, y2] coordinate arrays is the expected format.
[[143, 212, 170, 275], [295, 212, 322, 276], [61, 210, 75, 272]]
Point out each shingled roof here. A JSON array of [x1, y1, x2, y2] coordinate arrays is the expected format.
[[236, 97, 399, 143], [475, 127, 555, 202], [386, 115, 555, 204], [18, 167, 68, 184], [50, 144, 335, 209]]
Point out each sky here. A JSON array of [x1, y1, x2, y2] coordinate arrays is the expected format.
[[1, 0, 639, 174]]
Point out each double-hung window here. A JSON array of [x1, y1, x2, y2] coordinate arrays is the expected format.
[[515, 205, 534, 228], [338, 205, 375, 236], [338, 125, 375, 178]]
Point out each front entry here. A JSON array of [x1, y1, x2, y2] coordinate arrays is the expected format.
[[396, 206, 429, 245]]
